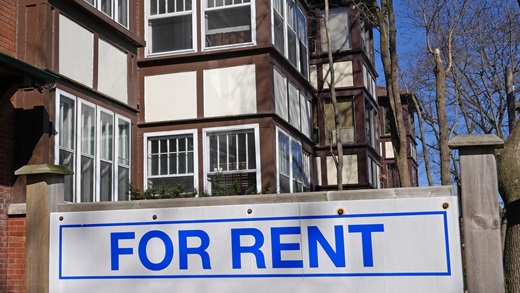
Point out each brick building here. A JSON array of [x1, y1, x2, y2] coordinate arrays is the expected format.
[[0, 0, 417, 290]]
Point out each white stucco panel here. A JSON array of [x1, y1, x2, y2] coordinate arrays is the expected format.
[[59, 14, 93, 87], [323, 61, 354, 89], [98, 39, 128, 104], [309, 65, 318, 89], [326, 154, 358, 185], [203, 65, 257, 117], [385, 141, 395, 158], [145, 72, 197, 122]]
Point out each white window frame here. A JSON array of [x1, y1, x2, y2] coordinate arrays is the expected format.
[[55, 89, 131, 203], [85, 0, 129, 28], [55, 90, 77, 203], [143, 129, 199, 192], [145, 0, 197, 56], [203, 124, 261, 195], [276, 127, 310, 193], [115, 115, 131, 201], [202, 0, 256, 51], [271, 0, 308, 78], [96, 107, 115, 201]]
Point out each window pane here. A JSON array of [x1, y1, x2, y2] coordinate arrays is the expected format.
[[81, 105, 96, 156], [160, 154, 168, 175], [118, 0, 128, 26], [179, 152, 187, 173], [149, 15, 193, 53], [151, 0, 158, 14], [274, 12, 284, 52], [100, 112, 113, 161], [101, 0, 113, 17], [118, 119, 130, 166], [205, 6, 252, 47], [100, 161, 113, 201], [170, 153, 178, 174], [81, 156, 94, 202], [118, 167, 130, 200], [149, 154, 159, 175], [237, 133, 247, 170], [219, 134, 227, 171], [287, 29, 297, 66], [60, 149, 75, 202], [278, 132, 290, 176], [59, 97, 75, 150], [209, 135, 218, 171], [148, 176, 194, 193], [229, 134, 237, 170], [247, 132, 255, 169]]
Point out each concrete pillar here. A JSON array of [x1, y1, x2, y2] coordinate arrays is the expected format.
[[15, 164, 72, 293]]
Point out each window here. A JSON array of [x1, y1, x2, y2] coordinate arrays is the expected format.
[[56, 90, 131, 202], [204, 0, 254, 48], [277, 129, 310, 193], [85, 0, 128, 28], [271, 0, 308, 78], [365, 100, 378, 149], [204, 125, 260, 195], [324, 97, 355, 143], [320, 7, 350, 53], [147, 0, 195, 55], [367, 156, 380, 188], [145, 130, 197, 193], [363, 64, 377, 101]]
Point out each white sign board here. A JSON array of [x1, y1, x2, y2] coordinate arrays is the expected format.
[[50, 196, 463, 292]]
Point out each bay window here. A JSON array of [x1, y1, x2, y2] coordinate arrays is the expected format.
[[204, 125, 260, 195], [145, 130, 197, 193], [204, 0, 254, 48], [147, 0, 195, 54], [324, 97, 355, 143], [55, 90, 131, 202]]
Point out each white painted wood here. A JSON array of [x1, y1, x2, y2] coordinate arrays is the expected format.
[[51, 194, 463, 293]]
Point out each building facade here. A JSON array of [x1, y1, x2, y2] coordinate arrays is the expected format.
[[0, 0, 391, 289]]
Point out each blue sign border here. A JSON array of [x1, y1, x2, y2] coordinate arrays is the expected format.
[[58, 211, 451, 279]]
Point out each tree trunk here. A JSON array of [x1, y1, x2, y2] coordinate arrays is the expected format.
[[411, 94, 433, 185], [433, 48, 451, 185], [506, 66, 516, 131], [498, 120, 520, 293], [324, 0, 343, 190], [377, 0, 412, 187]]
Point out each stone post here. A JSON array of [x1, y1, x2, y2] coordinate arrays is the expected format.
[[449, 134, 505, 293], [15, 164, 72, 293]]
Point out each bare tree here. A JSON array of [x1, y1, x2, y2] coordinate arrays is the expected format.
[[323, 0, 344, 190], [403, 0, 520, 289], [359, 0, 412, 187]]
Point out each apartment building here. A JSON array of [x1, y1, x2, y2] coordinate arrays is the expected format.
[[0, 0, 386, 288]]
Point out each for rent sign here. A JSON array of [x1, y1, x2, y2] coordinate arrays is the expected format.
[[50, 196, 463, 292]]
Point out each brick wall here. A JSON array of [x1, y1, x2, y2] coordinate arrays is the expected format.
[[0, 0, 16, 56], [7, 216, 25, 293], [0, 100, 16, 291]]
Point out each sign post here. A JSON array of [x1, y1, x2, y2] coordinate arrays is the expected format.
[[50, 192, 463, 293]]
